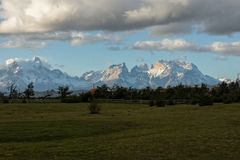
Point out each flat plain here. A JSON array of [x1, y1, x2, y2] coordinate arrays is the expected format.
[[0, 103, 240, 160]]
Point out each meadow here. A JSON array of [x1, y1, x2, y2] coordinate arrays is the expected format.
[[0, 103, 240, 160]]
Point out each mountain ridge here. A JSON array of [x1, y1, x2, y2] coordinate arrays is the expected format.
[[0, 57, 219, 91], [80, 59, 219, 88], [0, 57, 91, 92]]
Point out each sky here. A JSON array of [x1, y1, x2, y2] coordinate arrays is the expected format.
[[0, 0, 240, 79]]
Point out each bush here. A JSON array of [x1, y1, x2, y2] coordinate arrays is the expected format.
[[22, 99, 27, 103], [80, 93, 93, 103], [88, 102, 101, 114], [167, 99, 175, 106], [3, 99, 9, 103], [223, 96, 233, 104], [149, 100, 155, 107], [191, 98, 199, 105], [156, 100, 166, 107], [213, 97, 223, 103], [198, 95, 213, 106], [62, 96, 81, 103]]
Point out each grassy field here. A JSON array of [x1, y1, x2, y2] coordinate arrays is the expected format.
[[0, 103, 240, 160]]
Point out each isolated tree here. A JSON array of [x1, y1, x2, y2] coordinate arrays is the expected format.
[[0, 92, 4, 100], [88, 102, 101, 114], [8, 83, 18, 99], [41, 90, 53, 101], [57, 86, 72, 100], [94, 85, 111, 99], [24, 82, 35, 99]]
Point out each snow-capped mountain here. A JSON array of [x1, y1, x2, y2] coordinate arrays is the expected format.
[[81, 60, 219, 88], [0, 57, 219, 92], [148, 60, 219, 88], [81, 63, 132, 88], [0, 57, 91, 91], [130, 64, 150, 88], [218, 77, 233, 84]]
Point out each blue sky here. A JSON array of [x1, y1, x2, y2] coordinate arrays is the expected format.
[[1, 0, 240, 80]]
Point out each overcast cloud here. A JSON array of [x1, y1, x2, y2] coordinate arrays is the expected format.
[[0, 0, 240, 35], [0, 32, 122, 49], [133, 39, 240, 56], [1, 0, 240, 54]]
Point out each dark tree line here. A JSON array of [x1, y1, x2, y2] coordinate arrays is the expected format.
[[24, 82, 35, 100], [1, 81, 240, 105], [79, 81, 240, 104], [0, 82, 36, 103], [0, 83, 73, 103]]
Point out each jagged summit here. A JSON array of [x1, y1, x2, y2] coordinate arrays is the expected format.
[[0, 57, 91, 91], [33, 56, 41, 62], [81, 60, 219, 89], [131, 64, 149, 73], [0, 57, 219, 91], [218, 77, 233, 84]]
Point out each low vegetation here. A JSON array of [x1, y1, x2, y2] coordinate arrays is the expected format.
[[81, 81, 240, 106], [1, 81, 240, 107], [0, 103, 240, 160], [155, 100, 166, 107], [88, 102, 101, 114]]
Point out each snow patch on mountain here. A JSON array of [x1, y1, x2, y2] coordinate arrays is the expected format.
[[0, 57, 220, 92], [218, 77, 233, 84], [0, 57, 91, 91], [81, 60, 220, 88]]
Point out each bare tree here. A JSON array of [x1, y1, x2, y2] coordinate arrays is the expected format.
[[0, 92, 4, 100], [8, 83, 18, 99], [24, 82, 35, 99], [57, 86, 72, 100]]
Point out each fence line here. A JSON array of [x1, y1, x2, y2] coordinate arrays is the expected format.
[[0, 98, 191, 104], [0, 99, 61, 103], [95, 99, 191, 104]]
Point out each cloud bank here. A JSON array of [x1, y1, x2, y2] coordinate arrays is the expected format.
[[133, 39, 240, 56], [1, 0, 240, 56], [0, 0, 240, 35], [0, 32, 121, 49], [133, 39, 201, 52]]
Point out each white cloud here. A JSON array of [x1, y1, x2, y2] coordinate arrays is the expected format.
[[125, 0, 240, 35], [133, 39, 200, 52], [0, 0, 240, 35], [70, 32, 121, 46], [0, 38, 46, 49], [133, 39, 240, 56], [1, 0, 240, 51], [4, 56, 51, 68], [0, 32, 121, 49], [210, 42, 240, 56], [0, 0, 140, 34]]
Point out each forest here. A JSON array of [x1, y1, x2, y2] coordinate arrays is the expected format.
[[1, 81, 240, 106]]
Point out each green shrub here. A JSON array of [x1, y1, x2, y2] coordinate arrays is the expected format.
[[198, 95, 213, 106], [223, 96, 233, 104], [3, 99, 9, 103], [167, 99, 175, 106], [62, 96, 81, 103], [80, 93, 93, 103], [88, 102, 101, 114], [22, 99, 27, 103], [149, 100, 155, 107], [156, 100, 166, 107], [213, 97, 223, 103], [191, 98, 199, 105]]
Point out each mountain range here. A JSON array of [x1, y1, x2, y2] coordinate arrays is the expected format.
[[80, 60, 219, 88], [0, 57, 220, 92], [0, 57, 91, 92]]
